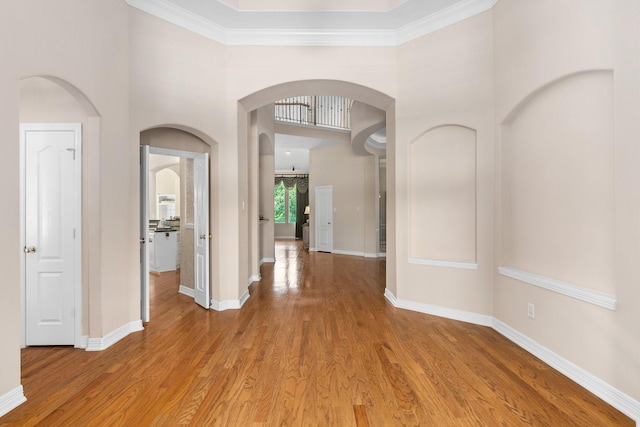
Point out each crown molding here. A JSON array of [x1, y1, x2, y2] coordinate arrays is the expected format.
[[397, 0, 497, 44], [126, 0, 496, 46]]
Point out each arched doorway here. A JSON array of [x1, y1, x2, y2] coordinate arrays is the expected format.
[[139, 126, 219, 320], [19, 76, 102, 348], [237, 79, 396, 293]]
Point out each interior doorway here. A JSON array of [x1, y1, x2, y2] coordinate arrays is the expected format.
[[140, 145, 210, 322], [21, 123, 82, 346]]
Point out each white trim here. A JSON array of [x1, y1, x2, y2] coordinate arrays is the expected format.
[[396, 0, 497, 44], [20, 123, 83, 348], [85, 320, 144, 352], [148, 145, 203, 159], [384, 289, 493, 326], [493, 319, 640, 424], [499, 267, 617, 311], [260, 257, 275, 265], [275, 235, 296, 239], [0, 386, 27, 418], [210, 290, 250, 311], [239, 290, 250, 307], [332, 249, 364, 257], [324, 249, 387, 259], [179, 285, 195, 298], [125, 0, 496, 47], [76, 335, 89, 349], [384, 289, 640, 423], [384, 288, 398, 306], [409, 257, 478, 270], [249, 275, 261, 284]]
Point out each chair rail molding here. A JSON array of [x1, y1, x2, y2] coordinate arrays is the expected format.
[[499, 267, 617, 310], [409, 257, 478, 270]]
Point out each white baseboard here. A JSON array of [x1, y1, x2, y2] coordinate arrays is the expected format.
[[179, 285, 194, 298], [493, 319, 640, 424], [384, 288, 640, 424], [308, 249, 385, 259], [260, 257, 275, 264], [210, 290, 250, 311], [248, 275, 261, 285], [85, 320, 144, 352], [275, 236, 296, 239], [0, 385, 26, 418], [239, 289, 250, 307], [76, 335, 89, 349], [332, 249, 365, 257], [384, 289, 492, 326]]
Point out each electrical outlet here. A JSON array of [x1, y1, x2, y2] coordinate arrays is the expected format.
[[527, 303, 535, 319]]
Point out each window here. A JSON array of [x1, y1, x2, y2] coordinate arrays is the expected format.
[[274, 182, 296, 224]]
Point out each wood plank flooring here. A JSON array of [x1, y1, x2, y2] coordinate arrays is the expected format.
[[1, 240, 633, 426]]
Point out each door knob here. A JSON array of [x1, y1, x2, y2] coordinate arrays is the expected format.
[[24, 246, 36, 254]]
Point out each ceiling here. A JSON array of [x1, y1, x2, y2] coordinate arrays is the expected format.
[[126, 0, 497, 46], [274, 133, 343, 174]]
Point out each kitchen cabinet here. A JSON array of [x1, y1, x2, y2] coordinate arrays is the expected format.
[[149, 230, 180, 272]]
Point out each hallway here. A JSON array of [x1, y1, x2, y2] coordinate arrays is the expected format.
[[1, 240, 632, 426]]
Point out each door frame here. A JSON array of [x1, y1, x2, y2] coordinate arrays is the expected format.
[[20, 123, 83, 348], [315, 185, 334, 253], [141, 146, 210, 319]]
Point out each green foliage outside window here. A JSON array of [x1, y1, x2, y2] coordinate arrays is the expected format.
[[288, 185, 297, 224], [274, 182, 297, 224], [274, 183, 285, 223]]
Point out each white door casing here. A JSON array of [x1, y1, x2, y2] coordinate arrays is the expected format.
[[141, 147, 210, 315], [140, 145, 150, 322], [194, 153, 210, 309], [315, 186, 333, 252], [22, 123, 82, 346]]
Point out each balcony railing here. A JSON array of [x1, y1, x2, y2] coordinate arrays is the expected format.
[[275, 96, 351, 130]]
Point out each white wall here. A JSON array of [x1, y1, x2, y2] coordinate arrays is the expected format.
[[309, 144, 377, 256], [395, 11, 494, 315], [0, 0, 132, 407], [493, 0, 640, 406]]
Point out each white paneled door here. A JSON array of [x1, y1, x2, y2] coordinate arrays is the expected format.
[[22, 123, 81, 346], [193, 153, 210, 309], [140, 145, 150, 322], [315, 186, 333, 252]]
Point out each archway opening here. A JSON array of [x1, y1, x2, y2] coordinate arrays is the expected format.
[[238, 79, 396, 295]]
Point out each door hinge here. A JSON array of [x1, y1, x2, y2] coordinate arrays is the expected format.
[[67, 148, 76, 160], [73, 228, 76, 239]]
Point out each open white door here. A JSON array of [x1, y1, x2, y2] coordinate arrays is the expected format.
[[315, 186, 333, 252], [140, 145, 150, 322], [193, 153, 210, 309], [22, 123, 81, 346]]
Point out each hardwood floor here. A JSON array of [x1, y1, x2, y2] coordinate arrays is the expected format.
[[2, 240, 633, 426]]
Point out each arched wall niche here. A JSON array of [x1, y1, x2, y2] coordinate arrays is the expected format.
[[408, 124, 477, 265], [499, 69, 615, 294], [19, 75, 103, 339]]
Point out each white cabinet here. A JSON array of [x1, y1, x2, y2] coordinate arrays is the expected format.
[[149, 231, 180, 272]]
